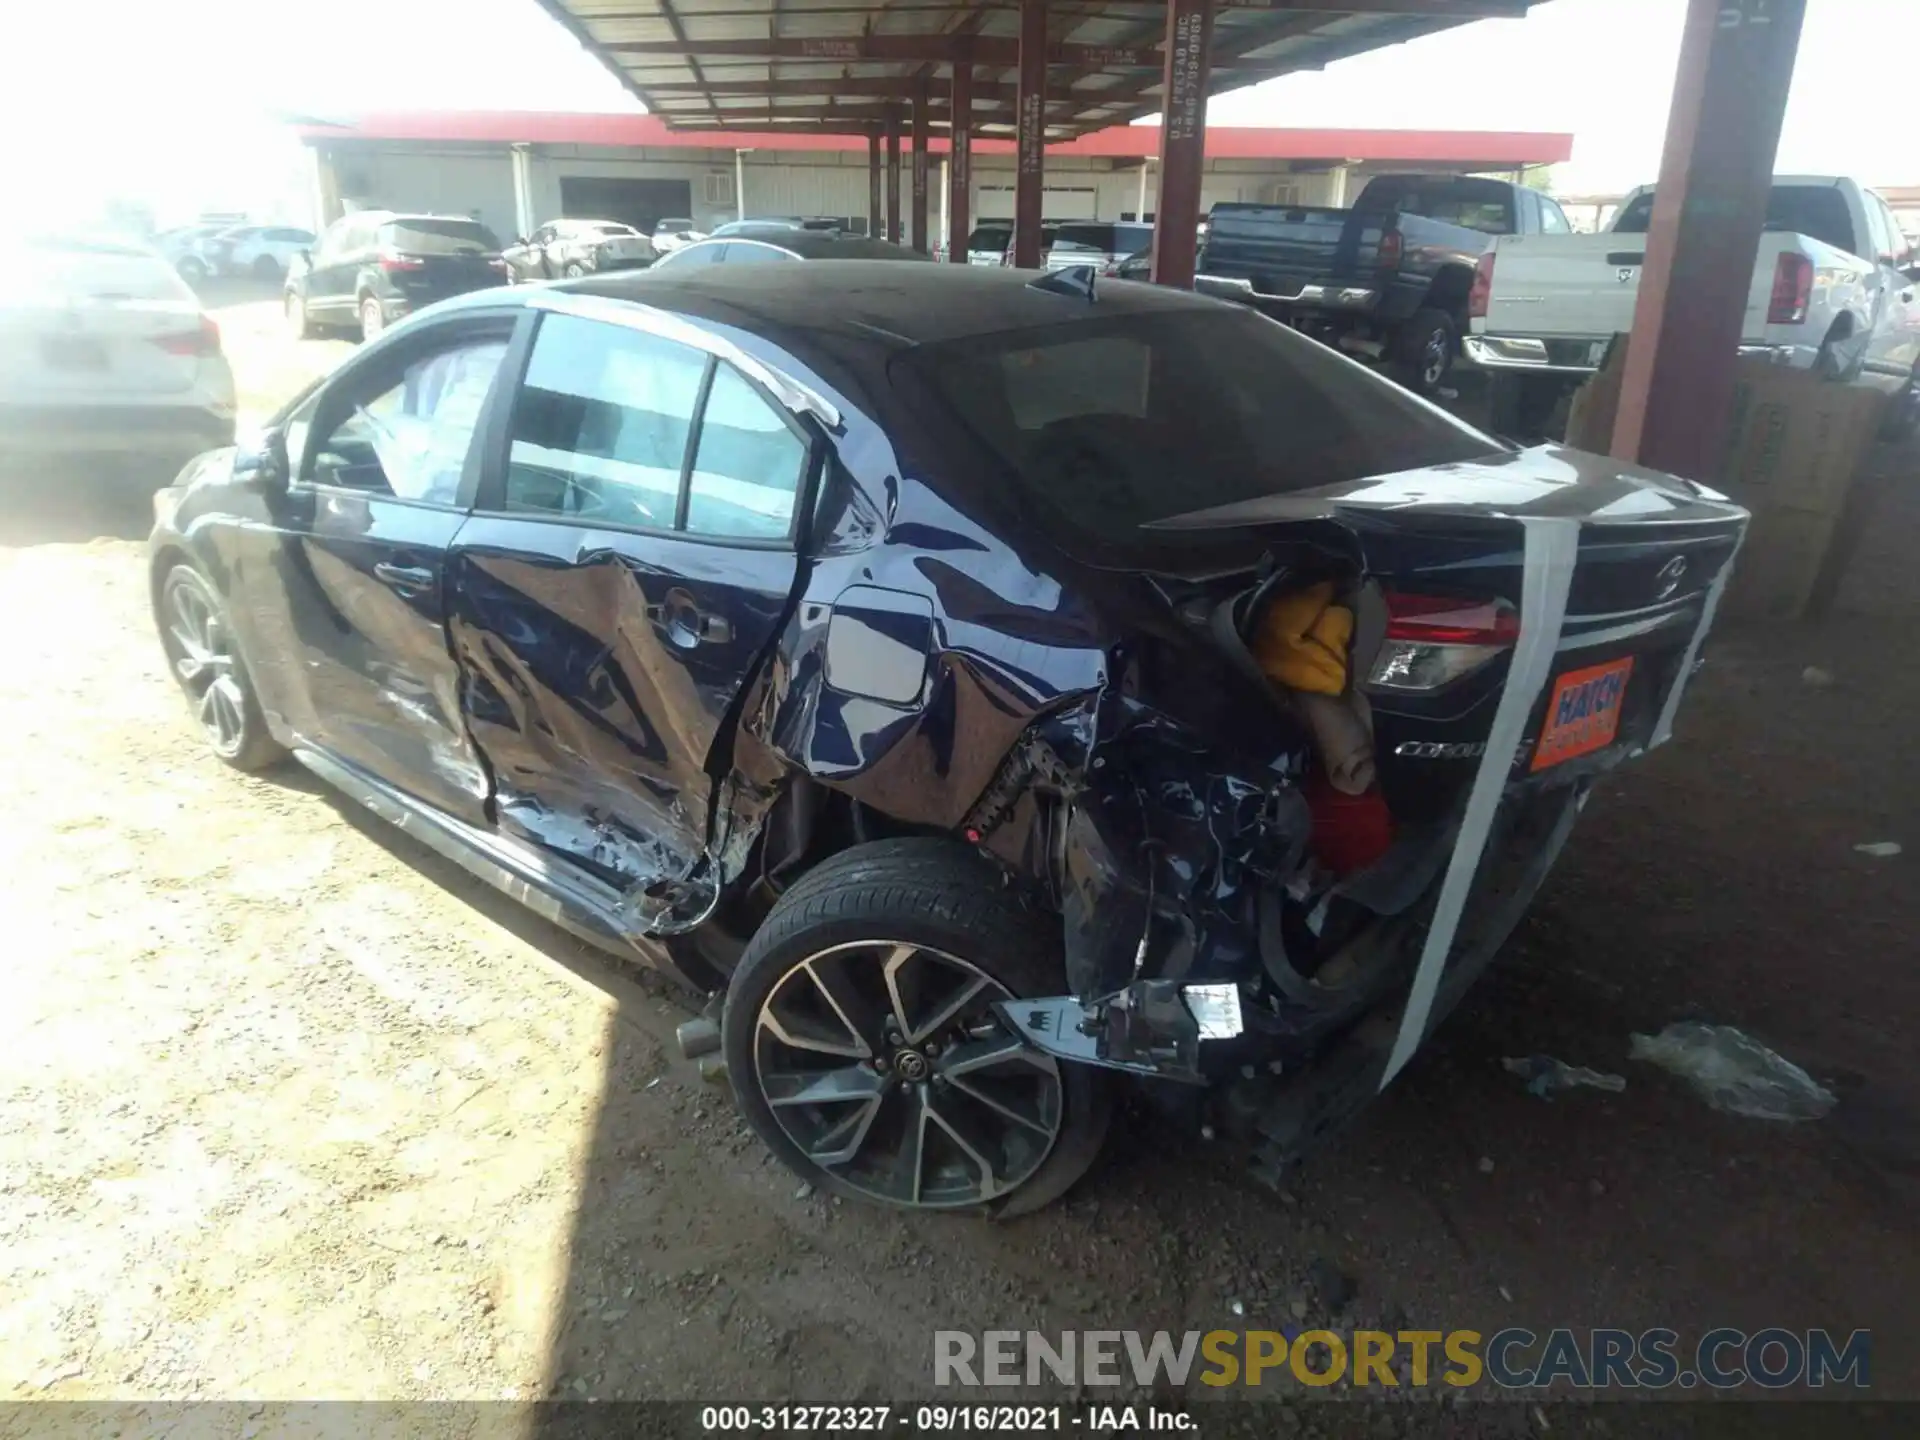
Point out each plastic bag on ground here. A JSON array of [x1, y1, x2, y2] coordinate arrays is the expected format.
[[1628, 1022, 1835, 1122]]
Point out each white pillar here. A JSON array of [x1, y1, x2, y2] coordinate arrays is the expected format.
[[306, 144, 343, 230], [735, 149, 748, 222], [1136, 159, 1152, 221], [510, 143, 536, 239], [1326, 165, 1350, 208]]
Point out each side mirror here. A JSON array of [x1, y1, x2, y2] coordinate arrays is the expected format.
[[232, 427, 290, 491]]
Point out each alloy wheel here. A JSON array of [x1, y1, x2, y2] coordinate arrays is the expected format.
[[361, 299, 383, 340], [163, 578, 247, 758], [751, 940, 1063, 1209], [1421, 328, 1450, 387]]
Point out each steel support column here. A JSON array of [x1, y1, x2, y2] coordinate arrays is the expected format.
[[1012, 0, 1048, 269], [910, 79, 931, 254], [886, 108, 903, 244], [867, 131, 883, 238], [947, 46, 973, 265], [1151, 0, 1215, 287], [1610, 0, 1808, 481]]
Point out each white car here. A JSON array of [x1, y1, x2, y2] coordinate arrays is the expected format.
[[194, 225, 315, 280], [1467, 175, 1920, 436], [651, 217, 705, 256], [0, 236, 237, 479]]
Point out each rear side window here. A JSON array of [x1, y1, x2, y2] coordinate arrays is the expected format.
[[685, 364, 809, 539], [967, 227, 1011, 252], [1615, 185, 1857, 255], [1358, 178, 1514, 234], [383, 218, 501, 255], [913, 308, 1499, 546], [505, 313, 706, 529], [503, 312, 809, 539]]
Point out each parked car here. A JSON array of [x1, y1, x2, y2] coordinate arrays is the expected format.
[[1468, 174, 1920, 439], [284, 211, 509, 342], [1196, 174, 1566, 395], [653, 217, 704, 256], [650, 228, 931, 269], [202, 225, 316, 280], [711, 217, 848, 237], [148, 261, 1747, 1215], [157, 224, 233, 277], [1, 234, 234, 478], [503, 218, 655, 283], [1042, 221, 1154, 275]]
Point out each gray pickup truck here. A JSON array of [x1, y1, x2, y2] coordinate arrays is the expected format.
[[1195, 173, 1572, 395]]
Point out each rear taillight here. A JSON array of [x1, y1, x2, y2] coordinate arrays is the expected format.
[[1368, 591, 1518, 692], [1767, 251, 1813, 325], [488, 258, 510, 275], [379, 250, 425, 272], [152, 316, 221, 358], [1376, 228, 1404, 271], [1469, 250, 1497, 320]]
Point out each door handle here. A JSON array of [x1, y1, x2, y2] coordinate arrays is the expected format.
[[646, 588, 733, 648], [373, 561, 436, 593]]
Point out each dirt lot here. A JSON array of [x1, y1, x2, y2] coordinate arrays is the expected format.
[[2, 290, 1917, 1432]]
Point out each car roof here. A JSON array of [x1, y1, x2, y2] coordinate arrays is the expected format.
[[558, 258, 1217, 349]]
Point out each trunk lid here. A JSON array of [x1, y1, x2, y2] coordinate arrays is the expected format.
[[1148, 445, 1749, 794]]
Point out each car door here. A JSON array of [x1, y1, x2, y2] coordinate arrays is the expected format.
[[445, 301, 813, 911], [1865, 191, 1920, 376], [304, 217, 363, 318], [244, 307, 527, 821]]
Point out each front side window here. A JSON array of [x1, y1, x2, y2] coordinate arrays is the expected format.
[[505, 313, 707, 528], [305, 335, 511, 503]]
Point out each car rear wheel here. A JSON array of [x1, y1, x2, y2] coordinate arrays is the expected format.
[[359, 296, 384, 343], [1881, 361, 1920, 444], [157, 564, 283, 772], [252, 254, 280, 279], [1392, 308, 1457, 396], [722, 838, 1110, 1216], [563, 260, 587, 278], [285, 289, 314, 340]]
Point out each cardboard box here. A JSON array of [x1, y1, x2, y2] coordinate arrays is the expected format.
[[1561, 337, 1889, 619]]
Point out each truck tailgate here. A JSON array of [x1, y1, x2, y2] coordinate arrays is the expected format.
[[1202, 204, 1390, 288], [1483, 232, 1774, 341]]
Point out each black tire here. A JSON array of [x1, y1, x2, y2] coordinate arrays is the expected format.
[[284, 289, 314, 340], [1391, 308, 1458, 396], [156, 564, 284, 772], [563, 260, 587, 278], [1814, 324, 1865, 382], [251, 254, 281, 280], [722, 838, 1111, 1217]]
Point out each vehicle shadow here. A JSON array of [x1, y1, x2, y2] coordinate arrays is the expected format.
[[0, 460, 173, 545]]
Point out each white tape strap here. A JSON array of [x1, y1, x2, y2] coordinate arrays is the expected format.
[[1649, 530, 1743, 749], [1379, 515, 1581, 1088]]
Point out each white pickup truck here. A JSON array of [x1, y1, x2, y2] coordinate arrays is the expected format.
[[1466, 175, 1920, 438]]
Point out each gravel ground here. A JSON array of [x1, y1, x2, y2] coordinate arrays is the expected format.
[[1, 291, 1915, 1434]]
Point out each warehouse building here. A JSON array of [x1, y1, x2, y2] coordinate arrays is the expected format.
[[296, 110, 1570, 243]]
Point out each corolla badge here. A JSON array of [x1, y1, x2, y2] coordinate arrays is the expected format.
[[1655, 555, 1689, 600]]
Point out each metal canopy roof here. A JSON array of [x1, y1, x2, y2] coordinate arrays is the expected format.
[[535, 1, 1543, 141]]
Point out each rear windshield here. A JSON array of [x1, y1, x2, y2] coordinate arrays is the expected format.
[[1613, 184, 1856, 254], [586, 221, 637, 235], [967, 227, 1011, 251], [1050, 223, 1152, 256], [381, 218, 500, 255], [1357, 177, 1515, 235], [913, 307, 1499, 544]]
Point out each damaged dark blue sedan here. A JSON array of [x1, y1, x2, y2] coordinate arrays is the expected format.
[[149, 262, 1748, 1214]]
